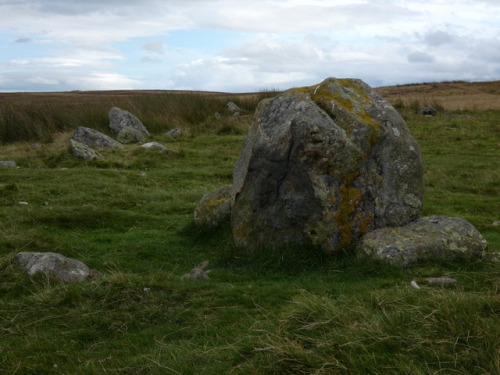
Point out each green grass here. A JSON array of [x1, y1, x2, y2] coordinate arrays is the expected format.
[[0, 102, 498, 374]]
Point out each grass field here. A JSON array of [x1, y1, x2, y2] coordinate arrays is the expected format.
[[0, 82, 499, 374]]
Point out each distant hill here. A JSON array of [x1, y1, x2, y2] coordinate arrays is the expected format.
[[375, 80, 500, 111]]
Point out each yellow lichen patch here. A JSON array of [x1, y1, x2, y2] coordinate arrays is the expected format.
[[335, 184, 363, 249]]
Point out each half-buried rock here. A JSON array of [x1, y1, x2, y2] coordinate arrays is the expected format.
[[16, 252, 94, 283], [356, 216, 487, 267], [231, 77, 423, 253], [69, 139, 104, 160], [194, 185, 232, 228]]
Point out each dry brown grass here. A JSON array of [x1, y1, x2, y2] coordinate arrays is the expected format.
[[375, 80, 500, 111]]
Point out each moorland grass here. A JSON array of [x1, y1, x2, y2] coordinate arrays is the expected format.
[[0, 90, 498, 374]]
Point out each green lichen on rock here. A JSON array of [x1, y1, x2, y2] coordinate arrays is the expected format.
[[231, 77, 423, 253], [357, 216, 487, 267], [194, 185, 232, 228]]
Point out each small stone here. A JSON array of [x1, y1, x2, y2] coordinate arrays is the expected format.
[[165, 128, 182, 137], [194, 185, 232, 228], [138, 172, 147, 177], [69, 139, 104, 161], [141, 142, 168, 152], [117, 127, 145, 144], [16, 251, 93, 283], [181, 261, 210, 280], [425, 276, 457, 285], [410, 280, 421, 290], [0, 161, 18, 168], [492, 221, 500, 226], [226, 101, 241, 113], [18, 202, 29, 206]]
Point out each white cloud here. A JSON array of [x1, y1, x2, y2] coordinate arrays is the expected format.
[[0, 0, 499, 92]]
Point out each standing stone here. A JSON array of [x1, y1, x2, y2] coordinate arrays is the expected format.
[[357, 216, 487, 266], [108, 107, 150, 137], [69, 139, 104, 160], [72, 126, 123, 148], [16, 252, 93, 283], [231, 77, 423, 253]]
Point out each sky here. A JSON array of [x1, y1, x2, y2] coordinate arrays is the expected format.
[[0, 0, 499, 93]]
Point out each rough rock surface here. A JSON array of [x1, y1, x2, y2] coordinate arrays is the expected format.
[[0, 161, 18, 168], [227, 101, 241, 113], [72, 126, 123, 148], [16, 252, 93, 283], [69, 139, 104, 160], [141, 142, 168, 152], [357, 216, 487, 266], [194, 185, 232, 228], [108, 107, 150, 137], [116, 127, 146, 144], [165, 128, 182, 137], [231, 77, 423, 253]]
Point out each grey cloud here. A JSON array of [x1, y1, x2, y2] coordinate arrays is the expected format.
[[14, 38, 31, 43], [142, 40, 165, 54], [423, 30, 455, 47], [407, 51, 435, 63]]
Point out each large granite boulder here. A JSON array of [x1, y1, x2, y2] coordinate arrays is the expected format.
[[231, 78, 423, 253], [16, 252, 94, 283], [108, 107, 150, 138], [357, 216, 487, 266], [69, 139, 104, 160], [72, 126, 122, 148], [194, 185, 232, 228]]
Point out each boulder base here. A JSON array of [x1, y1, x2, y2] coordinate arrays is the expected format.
[[231, 77, 423, 253], [356, 216, 487, 266]]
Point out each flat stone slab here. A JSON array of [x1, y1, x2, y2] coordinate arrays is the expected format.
[[357, 216, 487, 267], [16, 252, 93, 283]]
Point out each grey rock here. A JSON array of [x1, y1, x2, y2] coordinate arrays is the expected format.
[[69, 139, 104, 160], [16, 252, 93, 283], [0, 161, 18, 168], [165, 128, 182, 137], [231, 77, 423, 253], [214, 112, 222, 120], [357, 216, 487, 267], [72, 126, 122, 148], [181, 260, 210, 280], [116, 126, 146, 144], [420, 106, 438, 116], [425, 276, 457, 285], [141, 142, 168, 152], [227, 101, 241, 113], [194, 185, 232, 228], [108, 107, 150, 137]]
